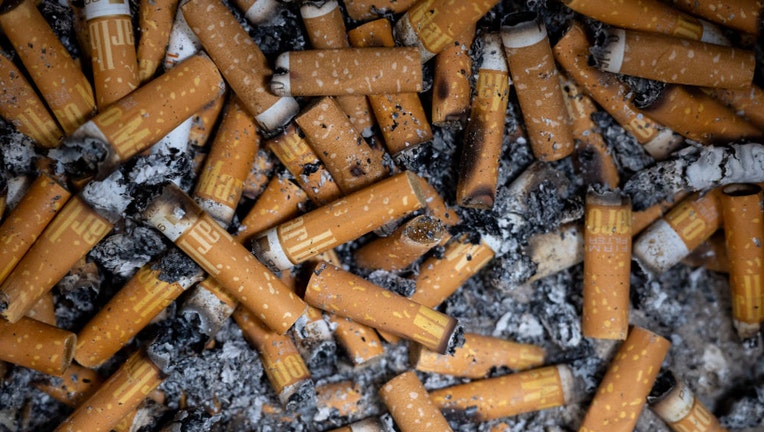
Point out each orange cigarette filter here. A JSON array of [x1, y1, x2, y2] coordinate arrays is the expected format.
[[266, 123, 343, 205], [706, 84, 764, 132], [343, 0, 419, 21], [234, 0, 282, 25], [193, 96, 260, 226], [235, 175, 309, 244], [348, 19, 433, 155], [0, 54, 63, 147], [502, 12, 574, 162], [182, 0, 299, 132], [649, 371, 728, 432], [0, 316, 76, 376], [354, 215, 445, 271], [271, 47, 423, 97], [670, 0, 761, 36], [379, 371, 453, 432], [35, 363, 103, 407], [431, 25, 475, 128], [315, 380, 364, 419], [0, 173, 71, 285], [137, 0, 179, 82], [332, 315, 385, 365], [0, 197, 112, 323], [0, 0, 96, 134], [583, 189, 632, 340], [720, 184, 764, 338], [306, 262, 461, 354], [411, 332, 546, 378], [25, 291, 57, 326], [579, 326, 671, 432], [241, 149, 275, 200], [430, 364, 575, 422], [143, 183, 308, 334], [188, 92, 226, 147], [394, 0, 500, 62], [296, 97, 390, 194], [326, 417, 385, 432], [251, 171, 426, 272], [457, 32, 510, 209], [416, 175, 461, 229], [631, 192, 689, 236], [55, 349, 164, 432]]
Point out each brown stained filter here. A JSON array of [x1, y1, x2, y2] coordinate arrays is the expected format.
[[296, 98, 390, 195], [394, 0, 501, 62], [579, 326, 671, 432], [332, 315, 385, 365], [235, 176, 309, 244], [142, 183, 307, 334], [326, 418, 386, 432], [670, 0, 761, 36], [271, 48, 423, 97], [316, 381, 364, 419], [411, 332, 546, 378], [525, 223, 585, 284], [181, 0, 299, 132], [266, 124, 343, 205], [343, 0, 418, 21], [241, 149, 275, 201], [430, 365, 574, 422], [379, 371, 453, 432], [650, 375, 728, 432], [193, 97, 260, 226], [0, 316, 76, 376], [0, 197, 112, 323], [354, 215, 444, 271], [432, 25, 475, 128], [720, 184, 764, 338], [457, 33, 509, 208], [251, 171, 426, 271], [85, 0, 140, 108], [0, 0, 96, 134], [0, 173, 71, 286], [188, 92, 227, 147], [55, 350, 164, 432], [137, 0, 180, 83], [0, 54, 63, 147], [305, 262, 460, 354], [707, 85, 764, 132], [348, 19, 433, 155], [502, 13, 574, 162], [25, 291, 56, 326], [35, 363, 103, 407]]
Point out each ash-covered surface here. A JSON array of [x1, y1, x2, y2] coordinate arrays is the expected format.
[[1, 0, 764, 431]]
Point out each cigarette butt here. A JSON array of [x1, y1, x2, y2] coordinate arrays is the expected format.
[[271, 48, 423, 96], [235, 175, 309, 244], [35, 363, 103, 407], [241, 149, 276, 201], [432, 25, 475, 128], [394, 0, 500, 62], [649, 370, 728, 432], [0, 54, 63, 147], [0, 173, 71, 286], [583, 190, 632, 340], [411, 332, 546, 378], [305, 262, 462, 354], [266, 123, 343, 205], [182, 0, 299, 132], [354, 215, 445, 271], [430, 364, 575, 421], [55, 350, 164, 432], [631, 192, 689, 236], [332, 315, 386, 365], [0, 197, 112, 323], [68, 0, 92, 66], [348, 19, 433, 155], [292, 301, 336, 371], [143, 183, 307, 334], [326, 417, 385, 432], [720, 184, 764, 338], [525, 223, 585, 284], [343, 0, 419, 21], [188, 92, 227, 147], [234, 0, 281, 24], [25, 291, 56, 326], [0, 316, 76, 376], [162, 8, 202, 70], [670, 0, 760, 36], [579, 326, 671, 432], [137, 0, 179, 82], [181, 276, 238, 338], [315, 380, 365, 420], [0, 0, 96, 134], [415, 175, 461, 229], [379, 371, 453, 432], [502, 12, 574, 162], [682, 230, 730, 273], [251, 171, 426, 271], [706, 84, 764, 132], [457, 32, 509, 208]]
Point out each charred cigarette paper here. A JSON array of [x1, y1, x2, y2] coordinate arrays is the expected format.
[[266, 124, 343, 205], [241, 149, 276, 200], [235, 175, 309, 244], [332, 315, 385, 366], [55, 349, 164, 432], [348, 19, 433, 155], [182, 0, 299, 132], [137, 0, 179, 82], [343, 0, 419, 21], [379, 371, 453, 432], [326, 417, 386, 432], [670, 0, 761, 36], [706, 84, 764, 132], [649, 370, 728, 432], [633, 189, 722, 275], [0, 173, 71, 286], [579, 326, 671, 432], [271, 47, 423, 96], [35, 363, 104, 407], [0, 197, 112, 323], [251, 171, 426, 272], [502, 12, 574, 162], [143, 183, 307, 334], [0, 0, 96, 134], [232, 305, 314, 410], [720, 184, 764, 339], [432, 25, 475, 128], [525, 223, 585, 284], [354, 215, 445, 271], [296, 97, 390, 194], [430, 364, 575, 421], [456, 32, 509, 208], [394, 0, 500, 62], [583, 189, 632, 340], [234, 0, 281, 25], [411, 332, 546, 378], [187, 92, 227, 148], [85, 0, 140, 108], [306, 262, 462, 354], [0, 316, 76, 376]]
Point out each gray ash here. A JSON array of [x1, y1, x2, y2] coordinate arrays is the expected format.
[[47, 136, 109, 183], [367, 270, 417, 297], [592, 111, 655, 179], [0, 367, 69, 432], [146, 315, 208, 375], [0, 129, 37, 176], [152, 248, 203, 284], [89, 225, 167, 279]]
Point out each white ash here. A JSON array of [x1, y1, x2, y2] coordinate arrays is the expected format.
[[89, 225, 167, 279], [592, 111, 655, 176], [53, 263, 103, 331], [47, 136, 109, 180], [720, 380, 764, 430], [532, 272, 583, 350], [0, 367, 67, 432], [0, 129, 37, 177]]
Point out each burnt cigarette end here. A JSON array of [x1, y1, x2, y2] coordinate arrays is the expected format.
[[443, 322, 465, 355], [47, 136, 109, 181], [502, 11, 540, 28], [647, 369, 677, 404], [589, 29, 623, 72], [283, 378, 317, 414], [146, 317, 207, 374], [722, 183, 762, 197], [368, 271, 417, 297], [152, 248, 204, 284]]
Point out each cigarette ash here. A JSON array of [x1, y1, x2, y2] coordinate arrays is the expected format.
[[151, 247, 203, 284], [0, 367, 68, 432], [0, 125, 37, 177], [53, 259, 104, 331], [88, 224, 167, 279]]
